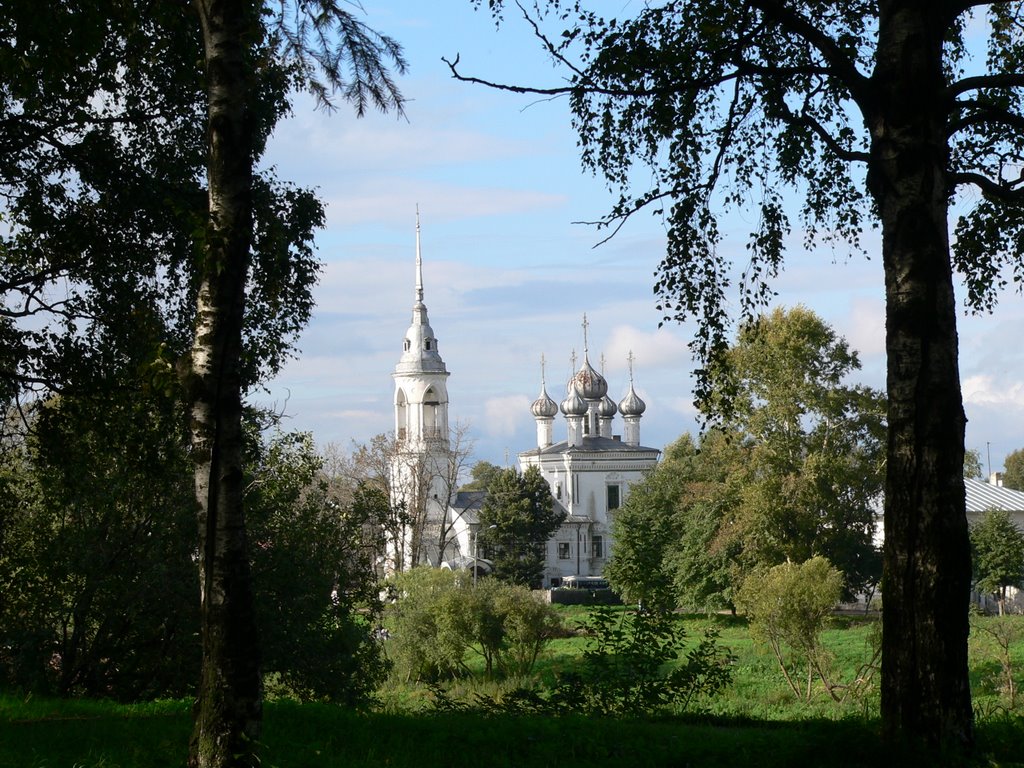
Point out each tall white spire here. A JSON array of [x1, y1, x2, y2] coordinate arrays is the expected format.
[[415, 205, 424, 307]]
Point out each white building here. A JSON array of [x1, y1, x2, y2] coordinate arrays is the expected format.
[[518, 340, 660, 587], [386, 213, 454, 573], [383, 221, 660, 585]]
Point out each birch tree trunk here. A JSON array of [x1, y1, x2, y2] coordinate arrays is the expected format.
[[187, 1, 262, 765], [870, 0, 973, 748]]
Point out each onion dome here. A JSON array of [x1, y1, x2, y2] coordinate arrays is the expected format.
[[571, 357, 608, 400], [598, 394, 618, 418], [618, 382, 647, 416], [561, 384, 588, 416], [531, 385, 559, 418]]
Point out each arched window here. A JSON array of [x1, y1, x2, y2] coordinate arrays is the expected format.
[[396, 389, 409, 441]]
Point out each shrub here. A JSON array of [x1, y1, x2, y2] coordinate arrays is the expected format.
[[735, 556, 877, 703], [384, 568, 561, 683]]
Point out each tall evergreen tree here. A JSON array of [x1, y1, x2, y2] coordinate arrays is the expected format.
[[478, 466, 565, 588]]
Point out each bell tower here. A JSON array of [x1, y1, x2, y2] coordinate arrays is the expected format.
[[388, 210, 452, 572]]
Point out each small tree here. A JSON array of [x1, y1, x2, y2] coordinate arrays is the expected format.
[[735, 557, 849, 702], [478, 466, 564, 588], [459, 460, 503, 492], [970, 510, 1024, 616], [384, 567, 472, 683], [384, 567, 559, 682], [970, 614, 1022, 709], [965, 449, 984, 481], [1003, 449, 1024, 492]]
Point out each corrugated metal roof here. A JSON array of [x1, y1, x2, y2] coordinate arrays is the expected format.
[[965, 478, 1024, 513]]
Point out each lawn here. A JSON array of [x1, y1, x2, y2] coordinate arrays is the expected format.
[[2, 609, 1023, 767]]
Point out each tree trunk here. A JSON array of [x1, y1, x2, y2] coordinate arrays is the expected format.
[[870, 0, 973, 750], [187, 1, 262, 766]]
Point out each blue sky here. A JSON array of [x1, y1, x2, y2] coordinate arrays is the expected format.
[[259, 1, 1024, 476]]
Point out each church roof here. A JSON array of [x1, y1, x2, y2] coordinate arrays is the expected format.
[[520, 434, 660, 458]]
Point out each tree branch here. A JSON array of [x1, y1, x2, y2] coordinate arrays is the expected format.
[[746, 0, 873, 110], [948, 72, 1024, 99], [948, 100, 1024, 137], [951, 170, 1024, 200]]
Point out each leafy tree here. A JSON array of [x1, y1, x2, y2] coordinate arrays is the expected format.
[[715, 307, 886, 598], [0, 389, 198, 700], [0, 4, 405, 762], [608, 309, 883, 610], [246, 430, 388, 705], [1003, 449, 1024, 491], [460, 460, 503, 492], [965, 449, 984, 480], [605, 434, 700, 611], [970, 510, 1024, 616], [478, 466, 565, 588], [0, 399, 389, 706], [384, 567, 472, 683], [383, 566, 559, 682], [457, 0, 1024, 745], [735, 557, 849, 702]]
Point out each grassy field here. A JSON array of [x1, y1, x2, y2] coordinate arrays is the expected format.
[[2, 609, 1023, 767]]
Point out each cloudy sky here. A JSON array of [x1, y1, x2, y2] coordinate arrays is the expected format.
[[258, 1, 1024, 476]]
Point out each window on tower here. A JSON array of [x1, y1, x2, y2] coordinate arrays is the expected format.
[[425, 339, 432, 350], [404, 339, 410, 351]]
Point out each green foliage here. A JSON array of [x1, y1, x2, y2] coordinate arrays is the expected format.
[[246, 430, 389, 705], [0, 391, 199, 700], [459, 460, 503, 492], [0, 1, 330, 398], [607, 309, 883, 611], [384, 567, 561, 683], [734, 557, 863, 703], [478, 466, 565, 588], [970, 614, 1023, 709], [0, 399, 385, 705], [384, 568, 473, 683], [1003, 449, 1024, 491], [970, 510, 1024, 615], [547, 607, 735, 717], [965, 448, 984, 480]]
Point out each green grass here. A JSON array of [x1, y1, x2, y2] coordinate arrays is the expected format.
[[3, 611, 1024, 767], [4, 696, 1023, 768]]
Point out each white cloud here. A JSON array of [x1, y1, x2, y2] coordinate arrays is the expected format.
[[483, 395, 532, 438], [843, 297, 887, 358], [962, 374, 1024, 409], [603, 325, 692, 377]]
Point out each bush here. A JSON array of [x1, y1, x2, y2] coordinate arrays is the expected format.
[[735, 557, 877, 703], [384, 568, 561, 683]]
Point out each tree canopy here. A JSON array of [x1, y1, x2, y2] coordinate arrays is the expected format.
[[478, 465, 565, 588], [970, 510, 1024, 616], [1002, 448, 1024, 491], [606, 307, 884, 610]]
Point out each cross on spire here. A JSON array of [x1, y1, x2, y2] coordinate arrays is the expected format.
[[581, 313, 590, 358], [627, 350, 636, 382], [540, 353, 547, 386]]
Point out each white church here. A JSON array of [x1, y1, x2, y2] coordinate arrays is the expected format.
[[387, 218, 660, 587]]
